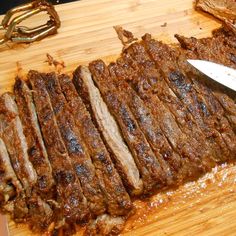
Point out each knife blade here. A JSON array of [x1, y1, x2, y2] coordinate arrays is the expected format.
[[187, 59, 236, 92]]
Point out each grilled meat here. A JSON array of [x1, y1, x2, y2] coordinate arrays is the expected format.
[[73, 66, 143, 195], [43, 72, 106, 216], [58, 74, 132, 215], [116, 47, 210, 178], [0, 138, 22, 205], [14, 78, 54, 195], [142, 34, 232, 163], [175, 30, 236, 133], [0, 93, 53, 229], [85, 214, 126, 236], [0, 93, 37, 194], [0, 137, 26, 220], [196, 0, 236, 22], [108, 63, 174, 185], [28, 70, 90, 225]]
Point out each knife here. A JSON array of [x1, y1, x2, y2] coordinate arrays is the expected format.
[[187, 59, 236, 92]]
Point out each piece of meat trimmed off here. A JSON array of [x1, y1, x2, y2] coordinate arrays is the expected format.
[[73, 66, 143, 196], [28, 70, 90, 226], [59, 73, 132, 216], [85, 214, 126, 236], [42, 72, 106, 217]]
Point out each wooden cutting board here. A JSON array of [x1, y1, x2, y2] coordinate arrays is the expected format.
[[1, 0, 236, 235]]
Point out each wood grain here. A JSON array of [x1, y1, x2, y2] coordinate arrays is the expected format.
[[0, 0, 235, 235]]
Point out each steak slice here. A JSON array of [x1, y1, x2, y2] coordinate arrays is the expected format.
[[28, 70, 90, 225], [117, 43, 216, 172], [89, 60, 167, 193], [0, 93, 37, 195], [0, 93, 54, 229], [58, 74, 132, 216], [108, 63, 174, 185], [42, 72, 106, 216], [14, 78, 54, 195], [73, 66, 143, 196], [142, 34, 231, 162]]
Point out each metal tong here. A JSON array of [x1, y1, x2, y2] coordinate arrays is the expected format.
[[0, 0, 60, 45]]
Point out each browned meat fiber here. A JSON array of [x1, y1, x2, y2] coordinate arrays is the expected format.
[[0, 25, 236, 236]]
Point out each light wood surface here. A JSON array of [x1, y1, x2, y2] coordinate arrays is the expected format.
[[1, 0, 235, 235]]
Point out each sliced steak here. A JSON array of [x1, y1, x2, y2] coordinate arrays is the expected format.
[[116, 43, 215, 174], [58, 74, 132, 215], [0, 93, 37, 195], [0, 93, 54, 229], [14, 78, 54, 195], [28, 70, 90, 224], [108, 63, 174, 185], [42, 72, 106, 216], [89, 60, 168, 193], [142, 34, 231, 162], [73, 66, 143, 196], [85, 214, 125, 236], [175, 32, 236, 132], [172, 48, 236, 157]]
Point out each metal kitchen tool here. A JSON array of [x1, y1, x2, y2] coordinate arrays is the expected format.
[[188, 59, 236, 92], [0, 0, 60, 44]]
